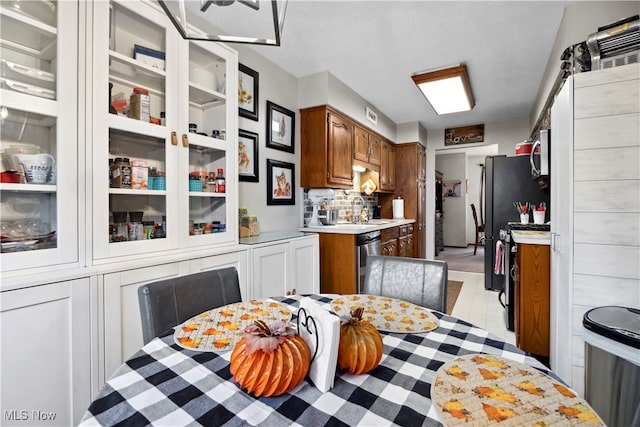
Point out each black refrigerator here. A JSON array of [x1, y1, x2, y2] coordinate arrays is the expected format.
[[484, 155, 550, 291]]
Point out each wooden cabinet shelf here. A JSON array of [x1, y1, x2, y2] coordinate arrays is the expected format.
[[515, 243, 550, 357]]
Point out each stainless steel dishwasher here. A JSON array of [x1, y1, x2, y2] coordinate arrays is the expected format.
[[356, 230, 381, 293]]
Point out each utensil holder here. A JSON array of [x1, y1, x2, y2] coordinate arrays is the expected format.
[[520, 213, 529, 224]]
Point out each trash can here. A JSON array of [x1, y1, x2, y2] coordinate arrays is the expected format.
[[583, 306, 640, 427]]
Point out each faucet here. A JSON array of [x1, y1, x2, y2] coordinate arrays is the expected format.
[[351, 196, 368, 223]]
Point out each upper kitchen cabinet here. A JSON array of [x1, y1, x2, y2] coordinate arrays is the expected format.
[[0, 1, 79, 273], [301, 105, 353, 189], [353, 124, 381, 167], [90, 0, 238, 262], [379, 139, 395, 192]]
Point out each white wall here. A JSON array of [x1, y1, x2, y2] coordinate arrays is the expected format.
[[235, 45, 301, 232], [531, 1, 640, 129]]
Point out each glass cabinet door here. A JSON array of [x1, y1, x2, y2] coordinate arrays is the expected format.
[[92, 0, 180, 260], [178, 40, 237, 247], [92, 0, 237, 261], [0, 1, 78, 272]]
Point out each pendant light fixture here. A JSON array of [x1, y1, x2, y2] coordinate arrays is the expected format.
[[158, 0, 287, 46], [412, 64, 475, 115]]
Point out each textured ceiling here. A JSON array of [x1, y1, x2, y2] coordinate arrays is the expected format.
[[249, 1, 577, 131]]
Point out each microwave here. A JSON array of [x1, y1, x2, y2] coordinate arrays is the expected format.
[[530, 129, 549, 183]]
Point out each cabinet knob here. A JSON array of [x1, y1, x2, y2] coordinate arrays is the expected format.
[[181, 133, 189, 148], [171, 131, 178, 146]]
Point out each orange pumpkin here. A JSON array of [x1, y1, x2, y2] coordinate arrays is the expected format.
[[230, 320, 310, 397], [338, 307, 383, 375]]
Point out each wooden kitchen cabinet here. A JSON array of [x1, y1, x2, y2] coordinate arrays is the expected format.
[[379, 140, 396, 192], [318, 233, 357, 294], [398, 224, 414, 257], [380, 142, 427, 258], [381, 226, 399, 256], [515, 243, 550, 357], [301, 106, 354, 189], [354, 125, 381, 166]]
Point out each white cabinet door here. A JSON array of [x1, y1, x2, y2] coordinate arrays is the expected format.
[[251, 243, 289, 299], [90, 0, 239, 262], [178, 39, 238, 248], [1, 279, 92, 426], [290, 235, 320, 295], [0, 1, 79, 273], [550, 79, 574, 385], [101, 250, 249, 382], [101, 261, 186, 382]]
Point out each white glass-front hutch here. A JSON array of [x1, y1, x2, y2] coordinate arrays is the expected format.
[[91, 0, 238, 261], [0, 1, 79, 272]]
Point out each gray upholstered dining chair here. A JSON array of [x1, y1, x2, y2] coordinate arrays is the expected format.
[[363, 256, 448, 312], [138, 267, 242, 344]]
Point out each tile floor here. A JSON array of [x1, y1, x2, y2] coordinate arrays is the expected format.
[[449, 270, 516, 345]]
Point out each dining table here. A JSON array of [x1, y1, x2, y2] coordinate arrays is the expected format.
[[80, 293, 576, 427]]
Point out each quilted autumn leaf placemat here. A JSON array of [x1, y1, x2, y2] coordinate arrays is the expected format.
[[174, 301, 292, 352], [431, 354, 604, 426], [331, 294, 439, 333]]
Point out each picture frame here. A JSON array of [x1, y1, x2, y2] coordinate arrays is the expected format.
[[267, 159, 295, 205], [266, 101, 295, 154], [238, 63, 259, 121], [444, 124, 484, 146], [238, 129, 259, 182], [443, 179, 462, 197]]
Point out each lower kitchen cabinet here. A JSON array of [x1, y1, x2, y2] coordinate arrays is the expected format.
[[0, 279, 93, 426], [248, 234, 319, 299], [101, 251, 248, 382], [381, 226, 399, 256], [515, 243, 550, 357], [318, 233, 357, 294]]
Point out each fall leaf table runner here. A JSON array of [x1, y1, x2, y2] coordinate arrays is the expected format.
[[431, 354, 604, 426]]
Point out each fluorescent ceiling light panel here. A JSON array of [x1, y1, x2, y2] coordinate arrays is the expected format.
[[412, 64, 475, 115], [158, 0, 287, 46]]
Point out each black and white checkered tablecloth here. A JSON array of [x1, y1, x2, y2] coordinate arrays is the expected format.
[[80, 294, 550, 426]]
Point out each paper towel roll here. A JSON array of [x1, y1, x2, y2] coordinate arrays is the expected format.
[[393, 198, 404, 219]]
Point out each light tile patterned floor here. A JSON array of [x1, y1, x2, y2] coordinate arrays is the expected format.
[[449, 270, 516, 345]]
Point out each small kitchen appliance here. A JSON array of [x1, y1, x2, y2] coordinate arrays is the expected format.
[[307, 189, 335, 227]]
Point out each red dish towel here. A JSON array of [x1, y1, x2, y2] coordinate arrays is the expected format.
[[494, 240, 505, 275]]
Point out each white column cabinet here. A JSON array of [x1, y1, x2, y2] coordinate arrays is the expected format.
[[100, 251, 248, 383], [90, 0, 238, 263], [0, 279, 93, 426], [248, 235, 320, 299], [0, 1, 79, 273], [550, 64, 640, 395]]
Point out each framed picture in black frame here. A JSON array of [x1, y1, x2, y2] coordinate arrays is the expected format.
[[267, 159, 295, 205], [238, 64, 259, 121], [238, 129, 259, 182], [266, 101, 295, 153]]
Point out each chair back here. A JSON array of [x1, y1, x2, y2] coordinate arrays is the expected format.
[[138, 267, 242, 344], [364, 255, 448, 312], [471, 203, 479, 228]]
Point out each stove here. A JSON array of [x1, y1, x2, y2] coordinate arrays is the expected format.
[[498, 222, 550, 331]]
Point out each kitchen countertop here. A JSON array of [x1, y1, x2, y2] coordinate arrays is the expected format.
[[511, 230, 551, 245], [300, 218, 415, 234], [239, 231, 312, 245]]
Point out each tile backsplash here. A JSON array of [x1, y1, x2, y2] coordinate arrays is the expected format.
[[303, 189, 379, 225]]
